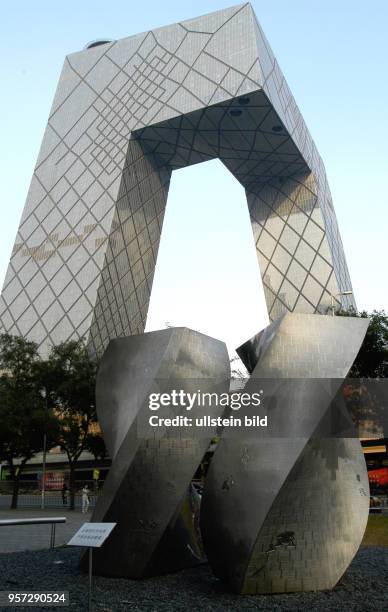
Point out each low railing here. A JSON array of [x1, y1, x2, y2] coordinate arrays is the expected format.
[[0, 517, 66, 548]]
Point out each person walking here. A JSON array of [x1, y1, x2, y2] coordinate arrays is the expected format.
[[61, 482, 68, 506], [82, 484, 90, 513]]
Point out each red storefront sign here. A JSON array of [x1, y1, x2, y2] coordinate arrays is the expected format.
[[41, 471, 65, 490], [368, 468, 388, 486]]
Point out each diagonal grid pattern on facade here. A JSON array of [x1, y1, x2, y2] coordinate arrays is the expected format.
[[0, 3, 355, 356]]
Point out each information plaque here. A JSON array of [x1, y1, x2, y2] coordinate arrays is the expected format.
[[67, 523, 116, 548]]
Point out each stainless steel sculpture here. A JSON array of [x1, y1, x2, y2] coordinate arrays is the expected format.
[[200, 313, 370, 594], [85, 327, 230, 577]]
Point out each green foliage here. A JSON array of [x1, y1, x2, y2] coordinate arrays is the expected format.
[[42, 339, 105, 508], [0, 334, 58, 507], [0, 334, 52, 466], [336, 309, 388, 436], [0, 334, 106, 509], [46, 339, 98, 459], [336, 309, 388, 378], [87, 433, 108, 460]]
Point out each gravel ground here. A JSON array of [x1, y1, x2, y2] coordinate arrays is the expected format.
[[0, 546, 387, 612]]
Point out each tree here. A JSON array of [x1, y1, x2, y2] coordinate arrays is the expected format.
[[87, 430, 108, 462], [0, 334, 57, 508], [46, 339, 104, 510], [336, 308, 388, 378], [336, 309, 388, 435]]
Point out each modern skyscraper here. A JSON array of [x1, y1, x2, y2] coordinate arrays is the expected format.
[[0, 4, 355, 356]]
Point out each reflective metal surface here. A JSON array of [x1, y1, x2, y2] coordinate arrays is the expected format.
[[83, 327, 229, 578], [0, 4, 354, 357], [200, 313, 369, 594]]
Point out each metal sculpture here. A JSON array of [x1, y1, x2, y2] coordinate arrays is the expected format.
[[84, 327, 230, 577], [200, 313, 370, 594]]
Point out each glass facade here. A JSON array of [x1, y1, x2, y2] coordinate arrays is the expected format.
[[0, 4, 355, 356]]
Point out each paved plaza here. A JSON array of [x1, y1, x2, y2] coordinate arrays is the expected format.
[[0, 508, 88, 553]]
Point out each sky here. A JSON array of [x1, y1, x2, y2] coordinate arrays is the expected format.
[[1, 1, 387, 356]]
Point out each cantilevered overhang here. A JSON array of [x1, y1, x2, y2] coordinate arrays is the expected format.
[[133, 89, 310, 188]]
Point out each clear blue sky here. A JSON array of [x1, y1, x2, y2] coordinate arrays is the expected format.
[[1, 1, 387, 354]]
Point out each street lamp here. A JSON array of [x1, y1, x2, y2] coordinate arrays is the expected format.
[[40, 387, 48, 510], [330, 291, 353, 316]]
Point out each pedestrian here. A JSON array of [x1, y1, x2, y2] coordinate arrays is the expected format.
[[61, 482, 68, 506], [82, 484, 90, 513]]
